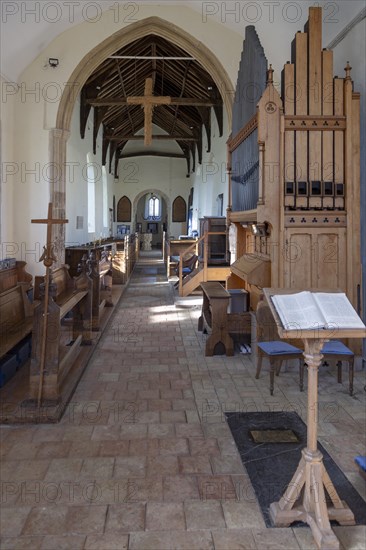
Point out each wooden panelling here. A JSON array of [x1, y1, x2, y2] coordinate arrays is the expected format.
[[285, 230, 346, 290], [286, 233, 312, 289]]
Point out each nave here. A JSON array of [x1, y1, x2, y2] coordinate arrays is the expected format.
[[1, 252, 365, 549]]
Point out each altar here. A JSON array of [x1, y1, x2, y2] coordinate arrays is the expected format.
[[141, 233, 153, 251]]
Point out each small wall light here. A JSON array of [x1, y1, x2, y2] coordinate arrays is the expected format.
[[48, 58, 59, 68]]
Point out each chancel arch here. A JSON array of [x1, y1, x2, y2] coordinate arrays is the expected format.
[[51, 17, 233, 261]]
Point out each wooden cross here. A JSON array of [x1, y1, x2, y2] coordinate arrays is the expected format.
[[31, 203, 68, 267], [127, 77, 171, 146], [31, 203, 68, 408]]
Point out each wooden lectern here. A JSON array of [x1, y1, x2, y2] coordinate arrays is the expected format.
[[263, 288, 366, 550]]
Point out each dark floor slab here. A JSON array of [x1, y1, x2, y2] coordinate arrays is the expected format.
[[226, 411, 366, 527]]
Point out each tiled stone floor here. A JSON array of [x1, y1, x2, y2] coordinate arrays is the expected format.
[[1, 251, 365, 549]]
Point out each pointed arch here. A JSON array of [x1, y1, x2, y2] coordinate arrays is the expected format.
[[172, 196, 187, 222], [52, 17, 233, 262], [57, 17, 233, 132], [117, 196, 132, 222]]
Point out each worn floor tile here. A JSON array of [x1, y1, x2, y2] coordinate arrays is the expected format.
[[1, 507, 32, 537], [129, 530, 214, 550], [106, 503, 146, 533], [0, 537, 44, 549], [84, 534, 129, 549], [212, 529, 258, 549], [185, 500, 226, 530], [146, 502, 185, 531], [252, 528, 301, 549], [114, 456, 146, 477]]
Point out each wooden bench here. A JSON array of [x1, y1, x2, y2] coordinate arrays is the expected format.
[[198, 282, 251, 356], [0, 260, 32, 294], [0, 284, 34, 358], [29, 265, 92, 402], [0, 284, 35, 387]]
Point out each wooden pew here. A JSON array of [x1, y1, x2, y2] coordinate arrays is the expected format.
[[29, 265, 92, 402], [87, 250, 113, 331], [0, 284, 35, 387], [198, 282, 251, 356], [0, 284, 34, 358], [0, 260, 32, 294]]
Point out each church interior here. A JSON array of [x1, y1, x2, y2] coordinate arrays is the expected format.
[[1, 1, 366, 548]]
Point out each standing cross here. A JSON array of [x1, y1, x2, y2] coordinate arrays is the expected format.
[[127, 77, 171, 146], [31, 203, 68, 408], [31, 203, 68, 267]]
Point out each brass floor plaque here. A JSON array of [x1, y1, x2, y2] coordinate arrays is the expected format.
[[250, 429, 300, 443]]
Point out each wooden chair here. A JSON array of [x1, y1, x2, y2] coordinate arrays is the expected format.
[[256, 301, 355, 396], [255, 300, 304, 395], [318, 340, 354, 396]]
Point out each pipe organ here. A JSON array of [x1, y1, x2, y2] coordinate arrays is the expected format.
[[227, 7, 361, 348]]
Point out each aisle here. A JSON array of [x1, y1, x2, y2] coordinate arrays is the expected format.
[[0, 251, 365, 549]]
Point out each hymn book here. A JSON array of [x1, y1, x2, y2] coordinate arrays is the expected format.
[[271, 291, 366, 331]]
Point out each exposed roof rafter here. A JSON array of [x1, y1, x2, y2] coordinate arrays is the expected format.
[[80, 34, 224, 176]]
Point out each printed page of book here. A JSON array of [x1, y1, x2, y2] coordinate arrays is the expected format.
[[271, 291, 326, 330], [313, 293, 366, 329]]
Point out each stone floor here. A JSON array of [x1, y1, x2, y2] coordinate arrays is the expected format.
[[1, 251, 365, 549]]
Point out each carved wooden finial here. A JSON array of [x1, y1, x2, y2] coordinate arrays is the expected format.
[[31, 203, 68, 267], [267, 64, 274, 85], [344, 62, 352, 80]]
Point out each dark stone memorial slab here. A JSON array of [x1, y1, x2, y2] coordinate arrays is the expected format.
[[226, 411, 366, 527]]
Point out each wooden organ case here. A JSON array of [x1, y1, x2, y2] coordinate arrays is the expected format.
[[227, 7, 362, 349]]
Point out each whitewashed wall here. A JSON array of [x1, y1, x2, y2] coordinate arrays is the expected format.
[[0, 75, 16, 256], [65, 99, 115, 246], [190, 108, 229, 233]]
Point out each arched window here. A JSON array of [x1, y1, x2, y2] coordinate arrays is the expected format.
[[102, 166, 108, 228], [172, 196, 187, 222], [87, 153, 96, 233], [144, 193, 161, 220], [117, 196, 132, 222]]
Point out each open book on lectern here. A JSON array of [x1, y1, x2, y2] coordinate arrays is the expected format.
[[271, 291, 365, 331]]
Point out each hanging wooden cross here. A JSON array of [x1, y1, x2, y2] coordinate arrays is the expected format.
[[31, 203, 68, 407], [127, 77, 171, 146], [31, 203, 68, 268]]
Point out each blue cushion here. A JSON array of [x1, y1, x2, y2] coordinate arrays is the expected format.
[[354, 456, 366, 472], [321, 340, 354, 356], [258, 341, 302, 355]]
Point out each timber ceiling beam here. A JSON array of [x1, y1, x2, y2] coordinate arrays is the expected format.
[[86, 97, 221, 107], [105, 135, 197, 141], [119, 151, 186, 159]]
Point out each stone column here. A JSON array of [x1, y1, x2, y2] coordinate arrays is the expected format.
[[49, 128, 70, 266]]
